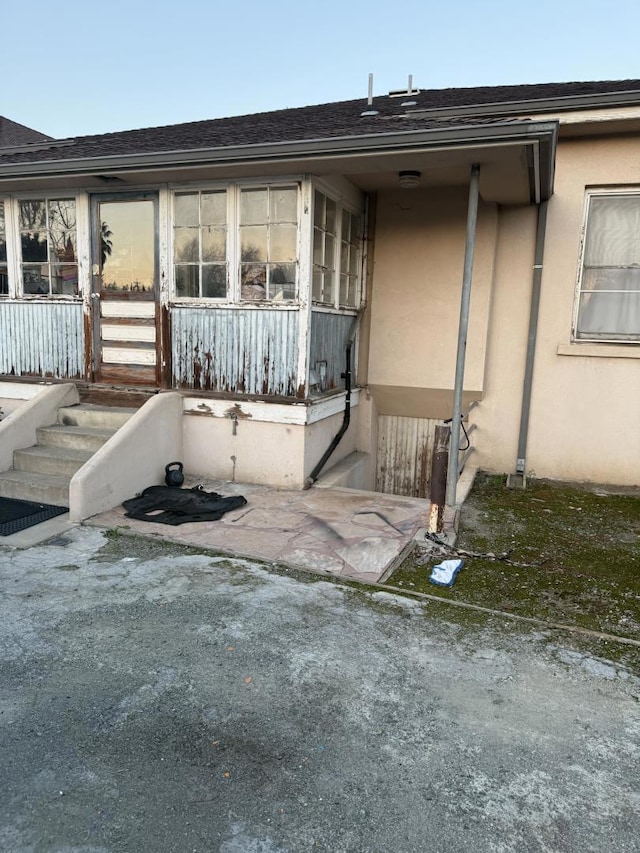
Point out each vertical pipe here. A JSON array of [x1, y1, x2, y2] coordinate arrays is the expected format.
[[429, 424, 450, 532], [514, 199, 549, 477], [446, 163, 480, 507]]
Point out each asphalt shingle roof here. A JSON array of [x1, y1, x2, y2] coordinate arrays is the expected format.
[[0, 117, 51, 148], [1, 79, 639, 168]]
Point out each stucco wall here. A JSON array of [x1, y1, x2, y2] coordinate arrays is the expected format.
[[477, 135, 640, 485], [366, 186, 498, 418], [182, 403, 361, 489]]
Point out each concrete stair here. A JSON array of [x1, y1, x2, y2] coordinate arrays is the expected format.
[[0, 404, 136, 507]]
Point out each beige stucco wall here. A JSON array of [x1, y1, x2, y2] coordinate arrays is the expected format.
[[364, 136, 640, 487], [366, 186, 498, 418], [476, 135, 640, 485], [182, 403, 361, 489]]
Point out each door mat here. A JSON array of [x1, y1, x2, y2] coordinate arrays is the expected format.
[[0, 497, 68, 536]]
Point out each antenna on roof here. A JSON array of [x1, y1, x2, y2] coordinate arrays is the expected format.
[[361, 73, 379, 116]]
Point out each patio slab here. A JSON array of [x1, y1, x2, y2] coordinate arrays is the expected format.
[[88, 479, 430, 582]]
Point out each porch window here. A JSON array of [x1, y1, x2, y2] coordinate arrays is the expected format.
[[240, 186, 298, 301], [173, 190, 228, 298], [18, 198, 78, 297], [313, 189, 362, 308], [0, 202, 7, 296], [576, 193, 640, 342]]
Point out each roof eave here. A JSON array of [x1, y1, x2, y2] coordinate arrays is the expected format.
[[0, 119, 558, 201]]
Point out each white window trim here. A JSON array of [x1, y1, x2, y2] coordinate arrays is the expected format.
[[572, 187, 640, 344], [0, 192, 86, 301], [311, 183, 364, 312], [169, 179, 304, 307]]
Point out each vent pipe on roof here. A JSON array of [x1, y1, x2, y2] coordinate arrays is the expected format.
[[361, 73, 379, 116]]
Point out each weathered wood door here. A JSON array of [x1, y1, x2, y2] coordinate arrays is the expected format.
[[91, 194, 159, 386]]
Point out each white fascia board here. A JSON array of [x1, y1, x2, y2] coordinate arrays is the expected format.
[[182, 389, 360, 425]]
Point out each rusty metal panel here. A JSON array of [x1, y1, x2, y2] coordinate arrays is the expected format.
[[309, 311, 355, 392], [172, 307, 299, 396], [376, 415, 437, 498], [0, 302, 84, 378]]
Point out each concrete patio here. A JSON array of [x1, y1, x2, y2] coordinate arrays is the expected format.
[[87, 479, 430, 583]]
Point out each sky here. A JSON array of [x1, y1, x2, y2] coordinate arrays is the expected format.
[[4, 0, 640, 139]]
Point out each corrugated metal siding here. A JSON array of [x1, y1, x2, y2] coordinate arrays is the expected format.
[[0, 301, 84, 378], [309, 311, 355, 391], [172, 307, 300, 396], [376, 415, 437, 498]]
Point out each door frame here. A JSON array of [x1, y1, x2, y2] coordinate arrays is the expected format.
[[89, 191, 162, 386]]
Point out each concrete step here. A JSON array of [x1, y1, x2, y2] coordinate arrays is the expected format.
[[0, 469, 70, 506], [13, 445, 93, 478], [57, 404, 136, 430], [37, 424, 117, 453]]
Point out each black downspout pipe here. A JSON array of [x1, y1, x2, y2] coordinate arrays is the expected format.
[[304, 314, 360, 489]]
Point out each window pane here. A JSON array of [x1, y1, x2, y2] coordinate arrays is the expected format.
[[202, 264, 227, 298], [312, 269, 322, 301], [341, 212, 351, 243], [0, 270, 8, 296], [325, 198, 337, 235], [51, 264, 78, 296], [577, 290, 640, 339], [23, 265, 49, 294], [339, 274, 349, 305], [269, 263, 296, 300], [340, 245, 349, 275], [0, 201, 4, 233], [324, 234, 336, 271], [313, 230, 324, 267], [175, 265, 199, 298], [270, 224, 297, 262], [241, 225, 267, 262], [270, 187, 297, 222], [201, 192, 226, 226], [349, 246, 359, 277], [19, 200, 46, 230], [323, 270, 335, 303], [240, 189, 267, 225], [51, 231, 77, 263], [174, 193, 199, 227], [22, 232, 48, 262], [314, 192, 324, 229], [241, 263, 267, 299], [174, 227, 199, 262], [202, 226, 226, 262], [0, 239, 6, 264], [48, 199, 76, 231], [585, 196, 640, 266]]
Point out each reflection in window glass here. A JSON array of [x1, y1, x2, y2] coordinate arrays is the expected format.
[[0, 202, 8, 296], [339, 210, 361, 308], [313, 191, 337, 305], [314, 192, 361, 308], [240, 186, 298, 301], [19, 198, 78, 296], [173, 190, 228, 299]]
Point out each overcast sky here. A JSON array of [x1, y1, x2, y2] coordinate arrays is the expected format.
[[4, 0, 640, 139]]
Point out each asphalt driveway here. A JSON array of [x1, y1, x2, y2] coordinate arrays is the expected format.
[[1, 528, 638, 852]]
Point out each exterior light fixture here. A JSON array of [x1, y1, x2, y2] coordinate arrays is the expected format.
[[398, 170, 422, 188]]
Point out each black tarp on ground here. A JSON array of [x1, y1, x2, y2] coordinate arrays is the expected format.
[[122, 485, 247, 526]]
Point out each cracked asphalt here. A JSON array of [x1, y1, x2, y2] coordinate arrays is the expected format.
[[0, 527, 638, 852]]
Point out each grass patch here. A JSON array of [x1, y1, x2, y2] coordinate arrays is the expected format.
[[389, 474, 640, 647]]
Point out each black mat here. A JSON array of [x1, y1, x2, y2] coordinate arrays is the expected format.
[[0, 497, 68, 536]]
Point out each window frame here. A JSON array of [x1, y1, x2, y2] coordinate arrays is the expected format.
[[312, 187, 363, 312], [573, 188, 640, 344], [169, 180, 302, 306], [18, 195, 80, 298]]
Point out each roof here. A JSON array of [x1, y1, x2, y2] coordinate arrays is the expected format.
[[0, 78, 638, 170], [0, 116, 51, 148]]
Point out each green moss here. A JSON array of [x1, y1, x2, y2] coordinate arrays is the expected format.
[[390, 474, 640, 652]]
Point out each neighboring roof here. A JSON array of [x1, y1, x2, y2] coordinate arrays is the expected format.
[[0, 117, 51, 148], [1, 78, 638, 170]]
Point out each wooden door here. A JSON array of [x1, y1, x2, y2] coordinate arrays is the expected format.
[[91, 195, 159, 386]]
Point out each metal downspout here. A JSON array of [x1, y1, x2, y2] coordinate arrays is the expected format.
[[304, 311, 362, 489], [445, 163, 481, 507], [510, 199, 549, 487]]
